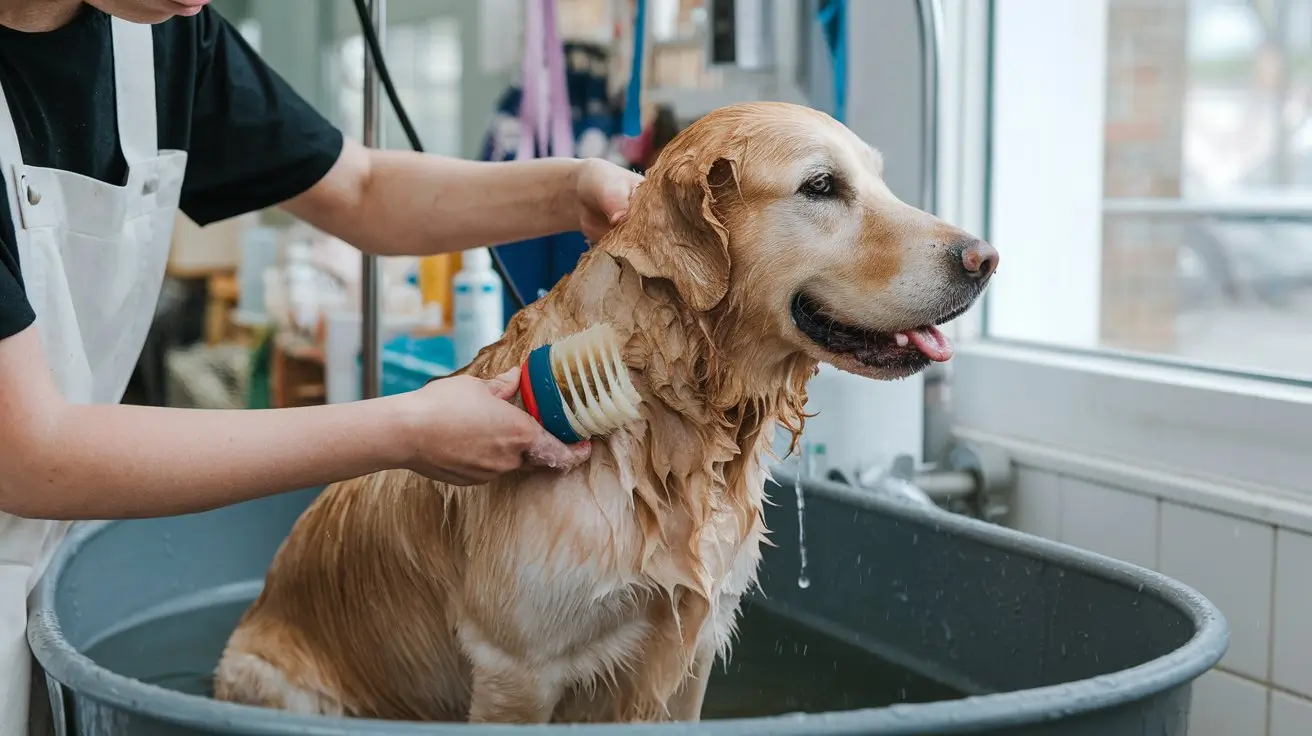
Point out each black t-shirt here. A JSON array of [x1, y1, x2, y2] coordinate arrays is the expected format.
[[0, 6, 344, 341]]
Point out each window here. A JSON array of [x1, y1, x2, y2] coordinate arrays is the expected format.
[[985, 0, 1312, 382], [328, 18, 464, 157], [951, 0, 1312, 499]]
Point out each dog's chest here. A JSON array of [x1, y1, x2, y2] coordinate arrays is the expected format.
[[494, 426, 767, 660], [512, 445, 765, 595], [583, 426, 767, 654]]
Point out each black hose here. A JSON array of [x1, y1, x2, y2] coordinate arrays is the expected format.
[[350, 0, 528, 310]]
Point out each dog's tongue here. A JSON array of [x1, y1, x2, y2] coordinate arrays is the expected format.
[[901, 326, 953, 362]]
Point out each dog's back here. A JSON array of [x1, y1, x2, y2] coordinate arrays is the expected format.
[[216, 469, 470, 718]]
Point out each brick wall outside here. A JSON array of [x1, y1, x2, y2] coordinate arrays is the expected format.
[[1100, 0, 1190, 352]]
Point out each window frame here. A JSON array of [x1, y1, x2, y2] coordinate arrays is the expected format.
[[946, 0, 1312, 508]]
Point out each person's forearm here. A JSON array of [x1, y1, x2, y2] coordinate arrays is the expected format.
[[284, 138, 583, 257], [2, 397, 412, 520]]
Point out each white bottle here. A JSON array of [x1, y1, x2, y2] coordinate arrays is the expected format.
[[452, 247, 505, 366]]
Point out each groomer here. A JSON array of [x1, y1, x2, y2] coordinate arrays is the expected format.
[[0, 0, 643, 731]]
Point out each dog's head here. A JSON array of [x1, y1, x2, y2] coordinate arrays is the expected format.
[[604, 102, 997, 381]]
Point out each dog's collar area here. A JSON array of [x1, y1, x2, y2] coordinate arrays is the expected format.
[[789, 292, 953, 367]]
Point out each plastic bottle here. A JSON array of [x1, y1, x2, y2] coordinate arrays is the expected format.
[[452, 248, 505, 366], [417, 253, 460, 323]]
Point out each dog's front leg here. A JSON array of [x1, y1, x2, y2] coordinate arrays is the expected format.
[[459, 624, 565, 724], [664, 646, 714, 721], [466, 658, 565, 724]]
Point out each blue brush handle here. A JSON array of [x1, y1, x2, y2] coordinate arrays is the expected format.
[[525, 344, 583, 444]]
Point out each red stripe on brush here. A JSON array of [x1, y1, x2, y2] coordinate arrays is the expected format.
[[519, 360, 541, 423]]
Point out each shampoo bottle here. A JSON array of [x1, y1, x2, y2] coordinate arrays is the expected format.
[[452, 247, 505, 366]]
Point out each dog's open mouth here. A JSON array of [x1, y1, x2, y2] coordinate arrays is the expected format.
[[790, 292, 956, 368]]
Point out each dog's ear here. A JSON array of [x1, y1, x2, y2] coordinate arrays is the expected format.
[[607, 154, 737, 312]]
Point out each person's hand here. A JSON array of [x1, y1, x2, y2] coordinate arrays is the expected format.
[[398, 367, 592, 485], [573, 158, 644, 243]]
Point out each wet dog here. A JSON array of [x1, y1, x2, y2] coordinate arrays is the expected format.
[[213, 101, 997, 723]]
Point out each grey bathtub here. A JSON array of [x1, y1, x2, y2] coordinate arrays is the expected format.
[[29, 470, 1227, 735]]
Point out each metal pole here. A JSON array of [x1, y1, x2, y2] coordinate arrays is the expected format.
[[915, 0, 946, 463], [915, 0, 942, 218], [360, 0, 386, 400]]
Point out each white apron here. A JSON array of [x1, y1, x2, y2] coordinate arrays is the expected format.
[[0, 17, 186, 735]]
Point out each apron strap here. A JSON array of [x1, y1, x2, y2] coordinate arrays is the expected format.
[[0, 77, 26, 233], [110, 17, 158, 164], [0, 17, 157, 215]]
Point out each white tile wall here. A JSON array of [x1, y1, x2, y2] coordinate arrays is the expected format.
[[1059, 477, 1158, 569], [1159, 502, 1274, 681], [1000, 462, 1312, 733], [1005, 466, 1062, 539], [1271, 690, 1312, 736], [1188, 670, 1268, 736], [1274, 529, 1312, 698]]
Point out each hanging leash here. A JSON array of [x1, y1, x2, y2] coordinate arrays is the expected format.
[[817, 0, 848, 123], [621, 0, 647, 138], [518, 0, 575, 160]]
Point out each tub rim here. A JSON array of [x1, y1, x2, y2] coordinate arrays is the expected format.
[[30, 472, 1228, 735]]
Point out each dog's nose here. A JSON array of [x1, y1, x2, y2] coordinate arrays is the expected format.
[[959, 239, 999, 279]]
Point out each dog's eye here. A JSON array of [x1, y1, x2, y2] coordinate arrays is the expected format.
[[802, 173, 835, 198]]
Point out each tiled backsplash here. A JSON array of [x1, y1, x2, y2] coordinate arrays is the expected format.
[[1159, 503, 1274, 680], [1004, 463, 1312, 736]]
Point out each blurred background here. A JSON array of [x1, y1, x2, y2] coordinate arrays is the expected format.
[[104, 2, 1312, 734], [149, 0, 1312, 414]]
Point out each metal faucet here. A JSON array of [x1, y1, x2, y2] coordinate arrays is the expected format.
[[855, 455, 937, 509], [846, 443, 1015, 522]]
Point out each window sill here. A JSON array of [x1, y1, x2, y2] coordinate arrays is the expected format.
[[952, 340, 1312, 527]]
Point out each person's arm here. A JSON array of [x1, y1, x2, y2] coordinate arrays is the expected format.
[[280, 140, 586, 257], [0, 326, 588, 520]]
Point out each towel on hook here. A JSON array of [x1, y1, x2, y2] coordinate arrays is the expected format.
[[480, 41, 628, 320]]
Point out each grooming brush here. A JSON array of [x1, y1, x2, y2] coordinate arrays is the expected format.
[[519, 324, 644, 444]]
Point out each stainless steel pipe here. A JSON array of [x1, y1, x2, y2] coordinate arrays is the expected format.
[[914, 470, 979, 501], [915, 0, 945, 462], [915, 0, 942, 218], [360, 0, 386, 400]]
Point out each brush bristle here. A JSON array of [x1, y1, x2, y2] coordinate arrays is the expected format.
[[547, 324, 643, 439]]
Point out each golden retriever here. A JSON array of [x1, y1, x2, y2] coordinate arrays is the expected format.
[[212, 101, 997, 723]]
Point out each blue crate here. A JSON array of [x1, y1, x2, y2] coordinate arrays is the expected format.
[[373, 334, 457, 396]]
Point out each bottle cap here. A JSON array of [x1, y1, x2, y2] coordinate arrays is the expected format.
[[464, 247, 492, 270]]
